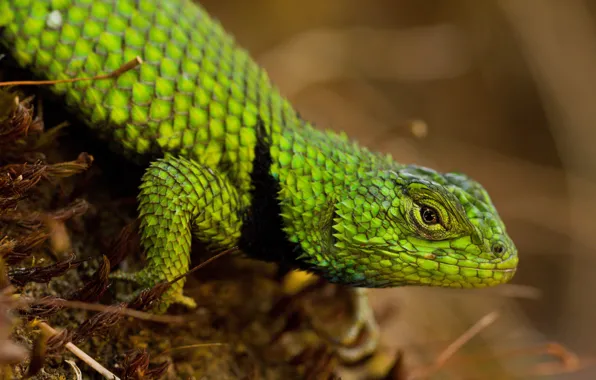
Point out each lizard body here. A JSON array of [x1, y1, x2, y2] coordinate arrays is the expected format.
[[0, 0, 517, 353]]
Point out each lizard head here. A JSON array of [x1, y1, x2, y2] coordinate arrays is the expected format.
[[320, 166, 518, 288]]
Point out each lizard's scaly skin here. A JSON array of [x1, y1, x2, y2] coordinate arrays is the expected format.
[[0, 0, 518, 310]]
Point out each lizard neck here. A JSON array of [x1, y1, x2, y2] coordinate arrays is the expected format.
[[236, 118, 306, 269], [236, 110, 403, 275]]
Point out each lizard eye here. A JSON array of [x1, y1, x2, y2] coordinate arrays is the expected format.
[[420, 206, 440, 225], [492, 242, 505, 256]]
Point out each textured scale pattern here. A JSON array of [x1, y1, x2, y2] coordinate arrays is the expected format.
[[136, 156, 242, 306], [0, 0, 518, 312]]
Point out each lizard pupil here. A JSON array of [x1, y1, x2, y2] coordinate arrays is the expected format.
[[421, 207, 439, 224]]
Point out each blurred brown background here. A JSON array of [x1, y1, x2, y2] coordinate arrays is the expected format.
[[199, 0, 595, 378]]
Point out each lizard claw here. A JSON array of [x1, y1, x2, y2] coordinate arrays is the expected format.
[[172, 292, 197, 309]]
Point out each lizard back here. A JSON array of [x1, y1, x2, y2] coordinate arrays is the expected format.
[[0, 0, 393, 198], [0, 0, 401, 265]]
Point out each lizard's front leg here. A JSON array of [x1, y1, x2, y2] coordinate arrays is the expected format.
[[112, 155, 243, 313]]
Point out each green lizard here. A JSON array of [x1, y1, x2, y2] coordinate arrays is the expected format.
[[0, 0, 518, 362]]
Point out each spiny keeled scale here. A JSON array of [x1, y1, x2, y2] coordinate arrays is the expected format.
[[0, 0, 518, 309]]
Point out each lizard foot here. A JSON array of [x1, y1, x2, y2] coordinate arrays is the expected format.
[[333, 288, 380, 363], [109, 269, 197, 311], [281, 272, 380, 362]]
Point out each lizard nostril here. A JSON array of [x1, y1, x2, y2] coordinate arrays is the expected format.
[[492, 242, 505, 257]]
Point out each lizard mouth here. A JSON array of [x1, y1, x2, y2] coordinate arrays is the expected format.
[[442, 259, 518, 272], [381, 248, 518, 272], [468, 267, 516, 272]]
